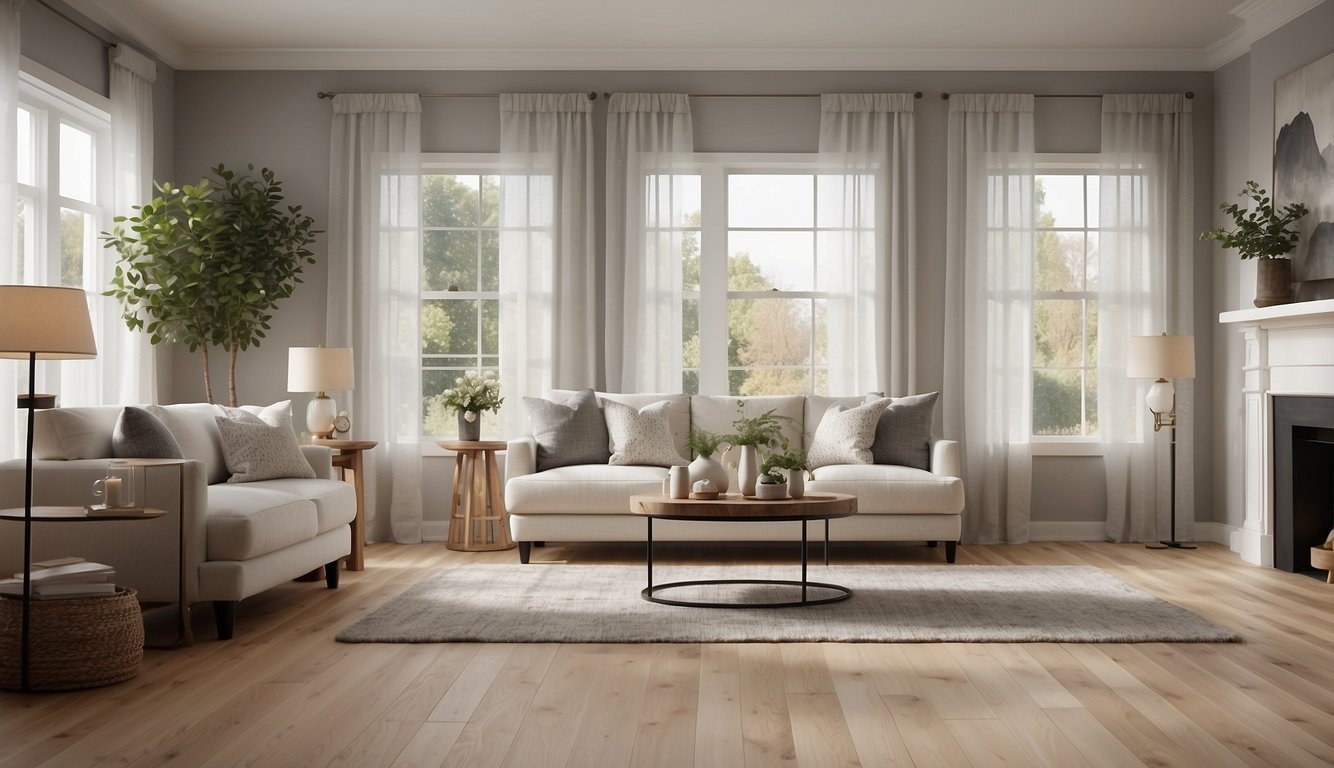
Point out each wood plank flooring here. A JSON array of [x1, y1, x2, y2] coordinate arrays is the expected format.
[[3, 540, 1333, 767]]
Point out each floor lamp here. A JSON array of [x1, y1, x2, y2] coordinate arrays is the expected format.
[[1127, 333, 1196, 550], [0, 286, 98, 692]]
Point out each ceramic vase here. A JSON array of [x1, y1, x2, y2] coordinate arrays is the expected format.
[[787, 469, 805, 499], [1254, 257, 1293, 308], [755, 480, 788, 500], [457, 410, 481, 441], [688, 454, 730, 494], [737, 445, 759, 497]]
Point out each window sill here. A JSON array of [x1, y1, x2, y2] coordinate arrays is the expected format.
[[1030, 441, 1103, 457]]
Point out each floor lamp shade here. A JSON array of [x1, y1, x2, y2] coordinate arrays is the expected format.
[[0, 285, 98, 360], [1126, 334, 1195, 380], [287, 347, 354, 437]]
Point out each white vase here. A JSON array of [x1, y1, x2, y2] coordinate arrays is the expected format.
[[755, 481, 788, 500], [688, 454, 730, 494], [787, 469, 805, 499], [737, 445, 759, 497]]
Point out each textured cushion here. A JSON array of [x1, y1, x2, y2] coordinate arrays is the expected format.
[[806, 398, 891, 469], [870, 392, 939, 470], [506, 464, 668, 515], [112, 406, 184, 459], [215, 404, 315, 483], [604, 399, 689, 467], [580, 391, 691, 460], [808, 463, 964, 516], [801, 396, 866, 452], [205, 485, 320, 560], [247, 477, 356, 534], [525, 388, 610, 471], [146, 404, 229, 485], [32, 406, 121, 459]]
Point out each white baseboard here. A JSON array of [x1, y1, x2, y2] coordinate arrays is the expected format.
[[1029, 521, 1107, 541]]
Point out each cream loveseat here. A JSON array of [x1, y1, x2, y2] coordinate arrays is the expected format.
[[505, 392, 965, 563], [0, 403, 354, 640]]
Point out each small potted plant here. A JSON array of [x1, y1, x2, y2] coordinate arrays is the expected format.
[[439, 370, 503, 441], [1200, 180, 1309, 307], [760, 450, 808, 499], [686, 428, 730, 493], [755, 468, 788, 500], [724, 404, 794, 496]]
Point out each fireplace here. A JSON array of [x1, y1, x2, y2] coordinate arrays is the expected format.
[[1273, 396, 1334, 577]]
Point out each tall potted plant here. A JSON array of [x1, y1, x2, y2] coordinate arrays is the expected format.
[[1201, 180, 1309, 307], [724, 404, 793, 496], [104, 164, 319, 405]]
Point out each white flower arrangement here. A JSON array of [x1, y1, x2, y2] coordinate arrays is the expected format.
[[441, 370, 504, 417]]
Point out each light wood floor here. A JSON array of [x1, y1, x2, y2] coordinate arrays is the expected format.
[[3, 540, 1333, 768]]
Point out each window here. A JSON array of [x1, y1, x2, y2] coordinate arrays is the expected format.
[[1033, 157, 1099, 440], [681, 158, 847, 396], [418, 167, 501, 436]]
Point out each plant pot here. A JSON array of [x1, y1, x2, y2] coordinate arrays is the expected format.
[[1254, 258, 1293, 308], [737, 446, 759, 497], [457, 411, 481, 442], [787, 469, 805, 499], [688, 454, 730, 494], [755, 481, 788, 500]]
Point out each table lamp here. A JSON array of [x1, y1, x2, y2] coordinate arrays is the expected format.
[[287, 346, 354, 438], [0, 285, 98, 692], [1126, 332, 1195, 550]]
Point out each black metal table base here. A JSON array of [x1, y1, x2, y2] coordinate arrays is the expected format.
[[642, 516, 852, 608], [1147, 540, 1197, 549]]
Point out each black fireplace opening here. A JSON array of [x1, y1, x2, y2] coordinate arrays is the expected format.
[[1273, 396, 1334, 578]]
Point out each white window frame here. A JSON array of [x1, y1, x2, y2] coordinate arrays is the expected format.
[[1031, 153, 1102, 457]]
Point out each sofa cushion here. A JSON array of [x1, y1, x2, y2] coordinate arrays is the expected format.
[[869, 391, 939, 470], [216, 404, 315, 483], [146, 404, 229, 485], [604, 399, 689, 467], [525, 388, 610, 471], [112, 406, 184, 459], [247, 478, 355, 534], [808, 464, 964, 516], [581, 391, 691, 460], [801, 396, 865, 452], [32, 406, 121, 459], [807, 398, 890, 469], [506, 464, 667, 515], [691, 395, 803, 457], [205, 485, 320, 561]]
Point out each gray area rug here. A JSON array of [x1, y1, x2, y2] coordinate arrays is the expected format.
[[335, 564, 1240, 644]]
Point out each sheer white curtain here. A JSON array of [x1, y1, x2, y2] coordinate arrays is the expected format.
[[943, 94, 1035, 544], [498, 93, 595, 434], [99, 44, 157, 406], [1100, 94, 1194, 543], [817, 93, 916, 395], [327, 94, 423, 544], [0, 0, 20, 459], [605, 93, 693, 393]]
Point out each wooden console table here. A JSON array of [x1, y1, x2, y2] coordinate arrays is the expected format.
[[438, 441, 514, 552], [313, 439, 377, 570]]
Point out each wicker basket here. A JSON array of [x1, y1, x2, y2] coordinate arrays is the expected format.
[[0, 587, 144, 692]]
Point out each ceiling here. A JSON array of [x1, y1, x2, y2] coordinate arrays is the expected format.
[[63, 0, 1324, 72]]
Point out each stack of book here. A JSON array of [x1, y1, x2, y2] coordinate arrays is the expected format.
[[0, 558, 117, 599]]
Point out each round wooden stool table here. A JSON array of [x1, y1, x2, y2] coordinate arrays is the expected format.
[[439, 440, 514, 551]]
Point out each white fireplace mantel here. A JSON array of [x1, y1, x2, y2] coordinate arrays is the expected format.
[[1220, 298, 1334, 566]]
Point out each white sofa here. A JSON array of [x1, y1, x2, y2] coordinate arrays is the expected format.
[[505, 393, 965, 563], [0, 404, 355, 640]]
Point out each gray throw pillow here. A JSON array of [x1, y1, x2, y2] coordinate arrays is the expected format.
[[869, 391, 939, 470], [112, 406, 184, 459], [524, 388, 610, 471]]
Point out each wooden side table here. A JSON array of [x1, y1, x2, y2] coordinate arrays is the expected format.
[[438, 440, 514, 552], [313, 439, 377, 571]]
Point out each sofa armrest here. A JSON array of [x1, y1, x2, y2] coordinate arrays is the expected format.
[[300, 444, 335, 480], [506, 437, 537, 482], [930, 439, 960, 478]]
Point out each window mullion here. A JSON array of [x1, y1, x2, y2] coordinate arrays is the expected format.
[[698, 166, 728, 395]]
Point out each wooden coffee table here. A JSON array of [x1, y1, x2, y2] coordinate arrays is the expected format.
[[630, 493, 857, 608]]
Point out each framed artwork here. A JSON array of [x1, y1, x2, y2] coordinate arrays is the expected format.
[[1274, 49, 1334, 283]]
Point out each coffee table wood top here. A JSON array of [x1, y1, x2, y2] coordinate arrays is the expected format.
[[631, 493, 856, 522]]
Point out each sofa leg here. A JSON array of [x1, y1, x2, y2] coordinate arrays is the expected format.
[[325, 561, 340, 589], [214, 601, 237, 640], [518, 542, 531, 564], [535, 541, 545, 547], [945, 541, 958, 564], [927, 540, 938, 548]]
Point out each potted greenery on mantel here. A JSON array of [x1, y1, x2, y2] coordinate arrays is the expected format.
[[1200, 180, 1310, 308], [104, 165, 319, 406]]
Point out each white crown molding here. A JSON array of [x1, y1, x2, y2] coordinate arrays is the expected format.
[[60, 0, 187, 69], [1206, 0, 1326, 69], [177, 46, 1213, 72]]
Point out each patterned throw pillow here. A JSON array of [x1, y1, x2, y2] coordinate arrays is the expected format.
[[215, 403, 315, 483], [524, 388, 611, 471], [868, 391, 939, 470], [807, 398, 891, 469], [604, 399, 689, 467], [112, 406, 184, 459]]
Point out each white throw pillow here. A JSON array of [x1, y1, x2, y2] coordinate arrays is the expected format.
[[604, 399, 689, 467], [806, 398, 891, 469], [215, 402, 315, 483]]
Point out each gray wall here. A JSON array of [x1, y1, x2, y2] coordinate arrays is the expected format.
[[1211, 0, 1334, 530], [173, 68, 1212, 526]]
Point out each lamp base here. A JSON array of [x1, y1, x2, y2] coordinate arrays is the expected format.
[[1147, 540, 1197, 549], [306, 393, 336, 438]]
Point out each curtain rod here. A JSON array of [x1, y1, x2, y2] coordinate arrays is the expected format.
[[318, 91, 598, 100], [939, 91, 1194, 100], [34, 0, 114, 48]]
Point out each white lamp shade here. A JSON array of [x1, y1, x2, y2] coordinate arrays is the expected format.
[[1126, 334, 1195, 380], [287, 347, 354, 392], [0, 285, 97, 359]]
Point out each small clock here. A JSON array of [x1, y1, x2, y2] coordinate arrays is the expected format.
[[332, 411, 352, 437]]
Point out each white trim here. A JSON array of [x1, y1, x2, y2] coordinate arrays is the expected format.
[[1194, 521, 1236, 547], [1029, 521, 1107, 541], [61, 0, 187, 70], [1030, 441, 1103, 457], [1206, 0, 1326, 69], [19, 58, 109, 116]]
